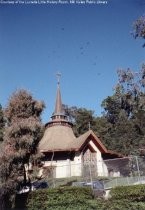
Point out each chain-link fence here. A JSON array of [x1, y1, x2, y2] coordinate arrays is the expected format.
[[103, 156, 145, 189], [42, 156, 145, 189]]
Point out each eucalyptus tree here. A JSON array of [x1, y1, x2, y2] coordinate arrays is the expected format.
[[101, 66, 145, 155], [0, 104, 5, 143], [133, 15, 145, 47]]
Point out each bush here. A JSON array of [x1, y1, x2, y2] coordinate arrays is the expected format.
[[26, 186, 97, 210], [111, 184, 145, 202], [106, 200, 145, 210], [15, 185, 145, 210]]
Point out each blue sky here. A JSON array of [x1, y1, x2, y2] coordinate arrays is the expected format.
[[0, 0, 145, 123]]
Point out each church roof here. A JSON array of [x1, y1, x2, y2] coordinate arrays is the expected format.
[[39, 128, 108, 153], [76, 130, 108, 153], [39, 125, 76, 152], [39, 128, 122, 159]]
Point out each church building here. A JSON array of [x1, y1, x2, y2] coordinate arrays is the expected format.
[[39, 77, 122, 179]]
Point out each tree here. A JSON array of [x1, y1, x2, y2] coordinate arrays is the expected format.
[[63, 105, 97, 136], [94, 116, 113, 149], [133, 15, 145, 47], [101, 66, 145, 155], [74, 108, 97, 136], [0, 89, 45, 207], [0, 104, 5, 143], [100, 15, 145, 154]]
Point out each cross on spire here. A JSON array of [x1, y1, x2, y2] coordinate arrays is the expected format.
[[56, 72, 61, 85]]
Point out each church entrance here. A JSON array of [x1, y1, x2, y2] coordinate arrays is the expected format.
[[82, 148, 97, 181]]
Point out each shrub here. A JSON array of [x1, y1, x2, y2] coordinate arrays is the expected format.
[[26, 187, 97, 210], [111, 184, 145, 202], [106, 200, 145, 210], [15, 185, 145, 210]]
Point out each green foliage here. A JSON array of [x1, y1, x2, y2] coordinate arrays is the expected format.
[[111, 184, 145, 202], [26, 187, 96, 210], [91, 116, 113, 151], [101, 66, 145, 155], [74, 108, 96, 136], [16, 185, 145, 210], [105, 185, 145, 210], [63, 105, 96, 137], [104, 200, 145, 210]]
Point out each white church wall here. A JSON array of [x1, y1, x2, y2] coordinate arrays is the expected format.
[[70, 152, 82, 177], [42, 160, 67, 178], [43, 159, 82, 178], [55, 160, 71, 178]]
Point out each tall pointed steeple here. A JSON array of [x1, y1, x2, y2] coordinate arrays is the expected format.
[[46, 73, 72, 128], [54, 73, 63, 115]]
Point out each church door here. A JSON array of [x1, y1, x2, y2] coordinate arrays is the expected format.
[[82, 148, 97, 180]]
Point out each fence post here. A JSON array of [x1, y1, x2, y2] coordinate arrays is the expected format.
[[135, 156, 141, 182], [88, 159, 93, 189], [69, 160, 71, 177], [52, 167, 55, 188]]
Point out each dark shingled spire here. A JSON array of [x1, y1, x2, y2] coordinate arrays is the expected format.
[[54, 82, 63, 115], [50, 73, 67, 122], [45, 73, 73, 128]]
